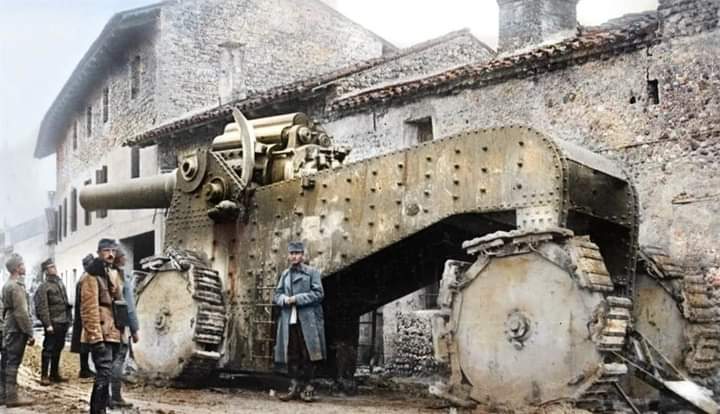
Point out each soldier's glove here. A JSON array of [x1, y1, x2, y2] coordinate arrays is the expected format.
[[91, 342, 106, 355]]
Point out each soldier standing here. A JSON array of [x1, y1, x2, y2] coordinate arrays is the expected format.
[[71, 254, 96, 379], [79, 239, 122, 414], [273, 241, 326, 402], [108, 248, 139, 409], [1, 253, 35, 407], [35, 258, 72, 385]]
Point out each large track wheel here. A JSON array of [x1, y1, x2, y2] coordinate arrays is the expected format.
[[134, 249, 227, 383], [633, 247, 720, 382], [432, 229, 631, 411]]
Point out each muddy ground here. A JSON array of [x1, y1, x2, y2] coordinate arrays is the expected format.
[[10, 345, 588, 414]]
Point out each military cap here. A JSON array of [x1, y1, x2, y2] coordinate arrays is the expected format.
[[288, 241, 305, 253], [97, 238, 118, 251], [41, 258, 55, 273], [5, 253, 23, 273]]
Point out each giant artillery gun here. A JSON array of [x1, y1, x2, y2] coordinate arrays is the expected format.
[[80, 111, 720, 412]]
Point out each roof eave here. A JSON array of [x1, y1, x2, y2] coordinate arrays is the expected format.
[[33, 2, 164, 159]]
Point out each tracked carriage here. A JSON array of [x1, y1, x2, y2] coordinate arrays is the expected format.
[[80, 112, 718, 412]]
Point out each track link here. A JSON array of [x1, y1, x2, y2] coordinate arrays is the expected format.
[[639, 247, 720, 377], [140, 248, 227, 382], [437, 229, 633, 412]]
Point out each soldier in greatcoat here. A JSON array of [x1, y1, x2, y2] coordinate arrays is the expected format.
[[35, 258, 72, 385], [1, 253, 35, 407], [273, 241, 326, 402]]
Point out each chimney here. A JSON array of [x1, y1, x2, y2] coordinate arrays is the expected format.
[[497, 0, 580, 53], [218, 41, 247, 104]]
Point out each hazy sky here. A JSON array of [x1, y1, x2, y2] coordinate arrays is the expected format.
[[0, 0, 658, 227]]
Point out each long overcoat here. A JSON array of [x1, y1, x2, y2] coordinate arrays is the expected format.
[[273, 263, 327, 364]]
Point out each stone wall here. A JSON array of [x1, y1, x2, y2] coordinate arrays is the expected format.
[[155, 0, 386, 119], [333, 33, 494, 97], [56, 28, 160, 194], [497, 0, 579, 52], [383, 310, 445, 376], [659, 0, 719, 38]]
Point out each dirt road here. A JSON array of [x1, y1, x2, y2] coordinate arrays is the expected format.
[[12, 346, 590, 414], [12, 346, 445, 413]]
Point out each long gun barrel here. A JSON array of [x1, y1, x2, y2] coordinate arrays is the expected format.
[[79, 172, 176, 211]]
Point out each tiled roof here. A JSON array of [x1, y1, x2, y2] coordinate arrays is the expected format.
[[125, 29, 491, 146], [126, 12, 660, 147], [330, 12, 659, 113]]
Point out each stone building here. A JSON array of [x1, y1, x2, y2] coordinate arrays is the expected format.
[[33, 0, 396, 280], [0, 213, 52, 292], [126, 0, 720, 374]]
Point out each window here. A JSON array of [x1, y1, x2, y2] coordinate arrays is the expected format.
[[63, 198, 68, 238], [84, 179, 92, 226], [46, 207, 58, 244], [405, 116, 434, 145], [73, 121, 78, 150], [647, 79, 660, 105], [102, 87, 109, 123], [57, 207, 62, 242], [130, 55, 141, 99], [96, 166, 108, 218], [70, 188, 78, 232], [131, 147, 140, 178], [86, 106, 92, 136]]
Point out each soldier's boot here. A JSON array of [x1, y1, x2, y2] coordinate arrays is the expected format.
[[300, 383, 316, 403], [5, 369, 34, 408], [278, 379, 301, 402], [50, 353, 69, 383], [90, 382, 109, 414], [79, 352, 95, 378], [109, 382, 133, 409], [40, 354, 52, 385]]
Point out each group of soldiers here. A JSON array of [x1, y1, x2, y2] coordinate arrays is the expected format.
[[0, 237, 139, 413], [0, 238, 327, 410]]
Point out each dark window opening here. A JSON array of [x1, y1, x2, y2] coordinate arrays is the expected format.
[[70, 188, 78, 232], [629, 95, 637, 104], [57, 208, 62, 242], [84, 179, 92, 226], [131, 147, 140, 178], [423, 281, 440, 309], [73, 122, 78, 150], [647, 79, 660, 105], [96, 166, 108, 218], [102, 87, 109, 123], [405, 116, 434, 145], [86, 106, 92, 136], [63, 198, 68, 238], [46, 207, 58, 245], [131, 55, 141, 99]]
